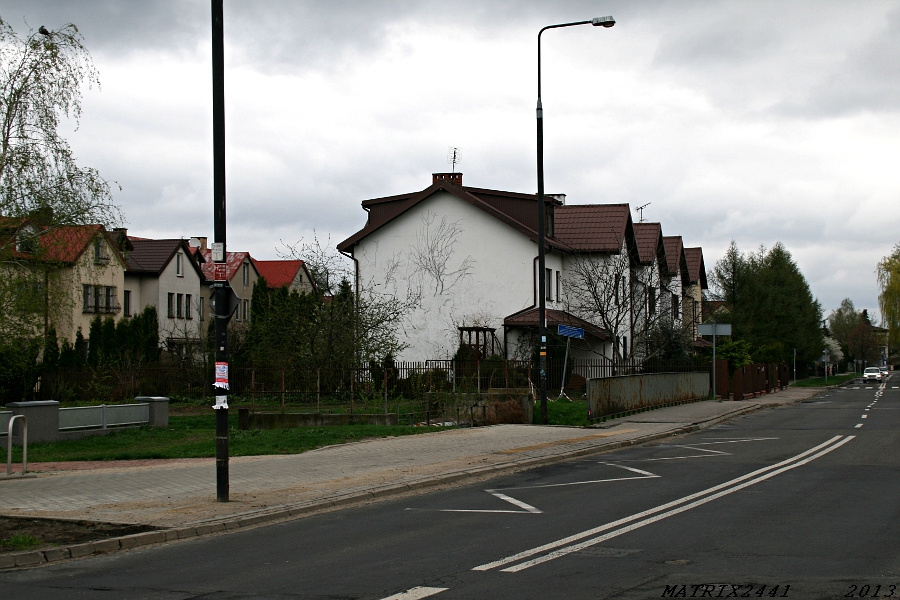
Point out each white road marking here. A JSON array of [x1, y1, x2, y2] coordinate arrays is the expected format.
[[862, 415, 868, 418], [855, 424, 864, 428], [893, 386, 898, 389], [473, 436, 846, 572], [865, 409, 870, 411], [486, 493, 542, 514], [621, 438, 775, 462], [853, 387, 860, 389], [382, 587, 448, 599], [495, 436, 855, 573]]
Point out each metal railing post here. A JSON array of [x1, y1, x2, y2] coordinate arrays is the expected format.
[[7, 415, 27, 476]]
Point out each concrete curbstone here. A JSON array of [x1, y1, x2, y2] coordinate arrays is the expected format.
[[194, 523, 225, 536], [68, 543, 96, 558], [223, 521, 242, 531], [119, 531, 166, 549], [13, 551, 45, 567], [164, 530, 180, 542], [43, 547, 71, 562], [331, 493, 369, 507], [91, 539, 121, 554], [237, 514, 278, 528], [0, 554, 17, 569], [175, 527, 198, 539], [370, 484, 410, 498]]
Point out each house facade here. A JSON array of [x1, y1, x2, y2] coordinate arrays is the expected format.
[[252, 259, 317, 294], [338, 173, 707, 363], [123, 236, 205, 346]]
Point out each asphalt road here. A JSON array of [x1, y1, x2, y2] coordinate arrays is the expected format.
[[2, 378, 898, 600]]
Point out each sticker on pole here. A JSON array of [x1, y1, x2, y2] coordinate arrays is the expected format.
[[213, 395, 228, 410], [214, 361, 229, 390], [213, 263, 227, 281]]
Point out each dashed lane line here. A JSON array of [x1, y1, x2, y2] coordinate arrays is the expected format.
[[855, 424, 864, 428]]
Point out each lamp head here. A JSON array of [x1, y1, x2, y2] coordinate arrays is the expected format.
[[591, 16, 615, 28]]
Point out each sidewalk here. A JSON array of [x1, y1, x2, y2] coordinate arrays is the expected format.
[[0, 386, 823, 566]]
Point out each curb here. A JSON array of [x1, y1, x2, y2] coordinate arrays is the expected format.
[[0, 399, 790, 571]]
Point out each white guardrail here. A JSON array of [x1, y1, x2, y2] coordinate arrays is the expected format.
[[59, 403, 150, 430]]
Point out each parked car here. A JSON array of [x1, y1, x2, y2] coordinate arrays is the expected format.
[[863, 367, 883, 383]]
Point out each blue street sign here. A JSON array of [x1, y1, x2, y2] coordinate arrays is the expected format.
[[557, 325, 584, 339]]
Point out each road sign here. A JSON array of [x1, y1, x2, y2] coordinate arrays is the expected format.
[[698, 323, 732, 336], [213, 263, 227, 281], [557, 325, 585, 339], [208, 284, 240, 318]]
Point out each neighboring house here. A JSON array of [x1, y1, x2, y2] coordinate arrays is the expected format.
[[252, 259, 317, 294], [661, 235, 688, 324], [682, 247, 708, 339], [1, 219, 127, 343], [123, 235, 205, 347], [632, 222, 666, 352], [337, 172, 707, 363], [189, 238, 259, 327]]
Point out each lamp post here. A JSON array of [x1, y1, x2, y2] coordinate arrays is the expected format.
[[536, 16, 614, 425]]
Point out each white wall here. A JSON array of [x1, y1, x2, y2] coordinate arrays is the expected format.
[[353, 191, 543, 361]]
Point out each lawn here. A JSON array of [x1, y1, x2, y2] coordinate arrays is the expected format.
[[0, 414, 449, 463], [791, 373, 859, 388], [532, 399, 590, 426]]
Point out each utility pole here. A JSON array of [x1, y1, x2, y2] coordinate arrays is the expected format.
[[211, 0, 229, 502]]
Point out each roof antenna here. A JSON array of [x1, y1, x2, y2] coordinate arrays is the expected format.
[[447, 146, 462, 173], [636, 202, 651, 223]]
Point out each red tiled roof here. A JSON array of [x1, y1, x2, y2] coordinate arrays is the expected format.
[[252, 259, 305, 289], [503, 307, 610, 340], [684, 247, 708, 289], [662, 236, 684, 276], [199, 249, 254, 282], [632, 222, 662, 264], [2, 221, 126, 266]]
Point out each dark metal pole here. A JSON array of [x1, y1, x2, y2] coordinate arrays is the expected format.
[[212, 0, 229, 503], [535, 18, 613, 425]]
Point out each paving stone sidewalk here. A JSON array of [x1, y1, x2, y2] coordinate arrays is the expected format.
[[0, 388, 822, 531]]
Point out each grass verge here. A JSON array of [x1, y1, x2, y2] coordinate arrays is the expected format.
[[791, 373, 858, 388], [532, 399, 590, 426], [0, 414, 449, 463]]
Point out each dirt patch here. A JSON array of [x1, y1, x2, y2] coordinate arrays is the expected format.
[[0, 516, 157, 554]]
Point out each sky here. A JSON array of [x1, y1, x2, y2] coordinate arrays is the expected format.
[[1, 0, 898, 320]]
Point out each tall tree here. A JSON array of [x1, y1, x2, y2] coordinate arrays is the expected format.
[[877, 244, 900, 350]]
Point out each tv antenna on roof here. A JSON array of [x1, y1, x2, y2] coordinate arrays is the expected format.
[[636, 202, 651, 222], [447, 147, 462, 173]]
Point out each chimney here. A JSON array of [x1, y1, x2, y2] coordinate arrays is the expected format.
[[189, 237, 208, 252], [432, 172, 462, 187]]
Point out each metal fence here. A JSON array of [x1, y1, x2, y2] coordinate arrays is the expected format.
[[33, 358, 709, 413], [58, 403, 150, 430]]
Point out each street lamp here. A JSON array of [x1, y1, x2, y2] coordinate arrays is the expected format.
[[536, 16, 615, 425]]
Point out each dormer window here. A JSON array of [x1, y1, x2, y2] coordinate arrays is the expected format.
[[94, 237, 109, 264]]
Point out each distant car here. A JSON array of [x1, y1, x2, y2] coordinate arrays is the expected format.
[[863, 367, 883, 383], [880, 366, 890, 377]]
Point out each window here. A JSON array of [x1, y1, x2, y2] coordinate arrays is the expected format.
[[15, 225, 37, 253], [83, 285, 93, 312], [176, 252, 184, 277], [167, 293, 175, 318], [199, 297, 204, 321], [672, 294, 679, 320], [545, 268, 552, 301], [555, 271, 561, 302], [242, 263, 249, 286], [176, 293, 184, 318], [186, 294, 192, 319], [649, 287, 656, 316], [123, 290, 131, 317], [614, 275, 620, 305], [243, 299, 249, 321], [93, 238, 109, 264], [82, 285, 119, 313], [623, 336, 628, 358]]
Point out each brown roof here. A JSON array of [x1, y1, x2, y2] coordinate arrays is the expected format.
[[661, 236, 684, 277], [2, 221, 126, 267], [683, 247, 708, 289], [337, 175, 568, 253], [554, 204, 632, 253], [503, 307, 610, 340], [126, 238, 202, 277], [632, 222, 663, 264]]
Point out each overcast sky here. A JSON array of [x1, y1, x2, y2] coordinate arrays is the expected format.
[[1, 0, 898, 320]]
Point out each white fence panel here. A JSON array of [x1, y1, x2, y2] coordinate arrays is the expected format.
[[59, 406, 104, 430], [106, 403, 149, 427], [0, 411, 11, 435]]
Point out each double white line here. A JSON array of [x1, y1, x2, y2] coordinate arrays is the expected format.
[[474, 435, 854, 573]]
